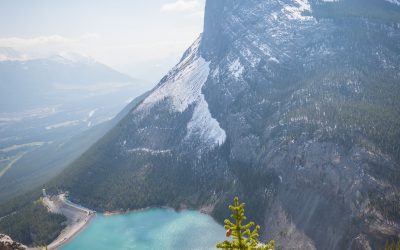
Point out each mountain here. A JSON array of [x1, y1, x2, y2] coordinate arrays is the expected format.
[[0, 92, 149, 203], [0, 47, 25, 61], [49, 0, 399, 249], [0, 54, 144, 112], [0, 55, 151, 203], [0, 92, 149, 247]]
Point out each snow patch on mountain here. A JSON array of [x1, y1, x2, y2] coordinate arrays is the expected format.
[[386, 0, 400, 5], [241, 48, 260, 67], [186, 94, 227, 148], [127, 148, 171, 155], [229, 58, 244, 79], [138, 55, 210, 113], [212, 67, 220, 79], [137, 39, 226, 149], [283, 0, 313, 21], [269, 57, 280, 64]]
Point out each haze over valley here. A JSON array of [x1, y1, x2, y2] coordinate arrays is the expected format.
[[0, 0, 399, 250]]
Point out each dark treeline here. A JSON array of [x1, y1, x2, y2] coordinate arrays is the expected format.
[[0, 200, 65, 246]]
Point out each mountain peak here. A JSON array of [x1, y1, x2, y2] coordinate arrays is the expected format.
[[56, 1, 400, 249], [49, 53, 96, 65], [0, 47, 27, 61]]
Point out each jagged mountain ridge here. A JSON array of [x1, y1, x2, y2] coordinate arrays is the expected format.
[[56, 0, 400, 249]]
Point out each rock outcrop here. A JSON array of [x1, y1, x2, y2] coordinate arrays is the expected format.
[[0, 234, 26, 250], [57, 0, 400, 249]]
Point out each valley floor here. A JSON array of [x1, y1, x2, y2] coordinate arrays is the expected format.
[[0, 153, 26, 178], [33, 193, 95, 250]]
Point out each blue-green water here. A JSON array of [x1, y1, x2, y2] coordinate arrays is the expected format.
[[61, 208, 225, 250]]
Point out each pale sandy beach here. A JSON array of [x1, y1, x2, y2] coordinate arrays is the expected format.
[[30, 194, 95, 250]]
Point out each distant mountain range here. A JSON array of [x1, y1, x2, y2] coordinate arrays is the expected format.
[[0, 54, 151, 202], [0, 54, 146, 112]]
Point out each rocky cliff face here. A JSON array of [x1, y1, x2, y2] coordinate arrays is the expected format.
[[0, 234, 26, 250], [58, 0, 400, 249]]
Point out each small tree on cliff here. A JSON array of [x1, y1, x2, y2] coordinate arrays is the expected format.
[[383, 240, 400, 250], [216, 197, 275, 250]]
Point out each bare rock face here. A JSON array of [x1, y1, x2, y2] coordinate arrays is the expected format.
[[0, 234, 27, 250], [351, 234, 373, 250], [57, 0, 400, 249]]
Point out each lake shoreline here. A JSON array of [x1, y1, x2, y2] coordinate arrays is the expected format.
[[43, 197, 220, 249], [47, 213, 95, 250], [103, 204, 214, 217], [38, 194, 96, 250], [58, 208, 225, 250]]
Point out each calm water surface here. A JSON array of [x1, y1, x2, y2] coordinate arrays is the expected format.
[[61, 208, 225, 250]]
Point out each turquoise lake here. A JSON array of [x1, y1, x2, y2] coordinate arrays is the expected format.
[[61, 208, 225, 250]]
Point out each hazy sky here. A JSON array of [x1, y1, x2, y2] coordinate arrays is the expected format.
[[0, 0, 205, 83]]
